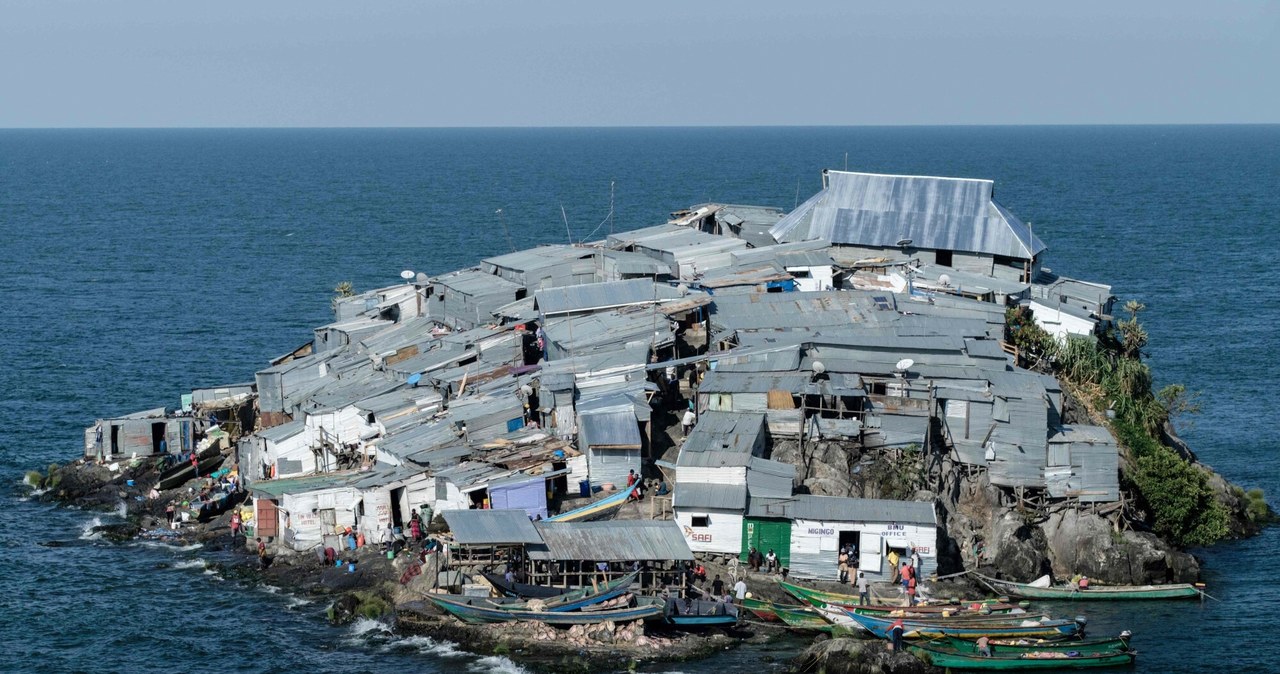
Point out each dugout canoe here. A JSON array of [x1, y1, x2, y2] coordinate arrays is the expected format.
[[909, 641, 1136, 670], [844, 610, 1086, 639]]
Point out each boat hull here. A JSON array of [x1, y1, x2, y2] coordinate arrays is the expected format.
[[910, 643, 1136, 670], [428, 594, 661, 625], [844, 610, 1084, 639], [976, 574, 1200, 601]]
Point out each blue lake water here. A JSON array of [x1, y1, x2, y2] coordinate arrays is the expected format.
[[1, 126, 1277, 673]]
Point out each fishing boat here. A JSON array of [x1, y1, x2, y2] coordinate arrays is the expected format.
[[426, 593, 662, 625], [489, 570, 638, 612], [774, 605, 835, 632], [779, 580, 1021, 615], [546, 487, 631, 522], [909, 640, 1136, 670], [975, 573, 1202, 601], [937, 634, 1133, 655], [741, 597, 792, 622], [843, 610, 1086, 639], [660, 597, 739, 628], [482, 572, 576, 599]]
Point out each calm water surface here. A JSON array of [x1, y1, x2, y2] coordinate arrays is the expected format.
[[1, 127, 1277, 673]]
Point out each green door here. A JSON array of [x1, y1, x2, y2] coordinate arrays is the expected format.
[[741, 517, 791, 567]]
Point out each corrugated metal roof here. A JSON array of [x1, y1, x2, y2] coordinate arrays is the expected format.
[[746, 457, 795, 498], [434, 268, 523, 296], [681, 411, 767, 456], [258, 419, 305, 443], [746, 494, 936, 526], [578, 409, 642, 448], [535, 279, 689, 316], [674, 482, 747, 510], [442, 509, 543, 544], [527, 520, 693, 561], [481, 245, 594, 274], [770, 171, 1046, 260]]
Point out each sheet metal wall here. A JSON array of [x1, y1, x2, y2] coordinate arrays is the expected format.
[[674, 508, 743, 555]]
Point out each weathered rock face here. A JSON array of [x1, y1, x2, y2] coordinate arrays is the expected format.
[[987, 512, 1052, 581], [1042, 510, 1199, 584], [788, 637, 936, 674]]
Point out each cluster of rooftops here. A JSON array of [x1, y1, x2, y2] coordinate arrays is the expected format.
[[85, 169, 1124, 575]]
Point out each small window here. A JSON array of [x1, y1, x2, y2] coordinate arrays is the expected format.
[[691, 516, 710, 528], [935, 250, 953, 267]]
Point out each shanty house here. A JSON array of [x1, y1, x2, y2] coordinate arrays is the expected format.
[[746, 495, 938, 582], [85, 408, 195, 461], [770, 170, 1047, 283]]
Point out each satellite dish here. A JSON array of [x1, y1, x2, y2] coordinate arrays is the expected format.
[[811, 361, 826, 374], [938, 274, 952, 287], [896, 238, 913, 248], [415, 272, 429, 284], [676, 283, 689, 297], [407, 373, 422, 387], [400, 270, 414, 281], [519, 384, 533, 396], [895, 358, 914, 371]]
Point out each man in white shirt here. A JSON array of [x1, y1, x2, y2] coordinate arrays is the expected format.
[[682, 408, 696, 437], [733, 578, 747, 603]]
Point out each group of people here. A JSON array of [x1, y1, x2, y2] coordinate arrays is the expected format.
[[625, 469, 645, 502], [887, 545, 923, 606], [745, 546, 780, 574]]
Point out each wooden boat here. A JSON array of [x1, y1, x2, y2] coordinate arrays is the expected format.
[[426, 593, 661, 625], [482, 572, 576, 599], [157, 445, 224, 490], [774, 605, 834, 632], [779, 580, 1019, 615], [975, 573, 1202, 601], [546, 487, 631, 522], [741, 597, 792, 622], [909, 641, 1136, 670], [843, 610, 1085, 639], [490, 570, 638, 612], [660, 597, 739, 628], [938, 634, 1133, 655]]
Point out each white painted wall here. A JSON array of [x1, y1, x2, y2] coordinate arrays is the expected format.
[[674, 507, 744, 555], [1029, 299, 1097, 341]]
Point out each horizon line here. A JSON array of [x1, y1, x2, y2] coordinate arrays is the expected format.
[[2, 122, 1279, 131]]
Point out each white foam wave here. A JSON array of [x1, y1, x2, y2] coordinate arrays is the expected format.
[[468, 655, 529, 674], [115, 502, 128, 518], [284, 596, 312, 610], [390, 635, 463, 657], [79, 517, 104, 540], [134, 540, 203, 552], [348, 617, 393, 638], [172, 559, 206, 570]]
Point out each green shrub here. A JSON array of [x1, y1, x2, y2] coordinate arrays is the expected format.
[[1245, 489, 1271, 523], [1131, 449, 1228, 546], [25, 470, 44, 489]]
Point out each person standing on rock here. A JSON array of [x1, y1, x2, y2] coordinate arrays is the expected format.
[[888, 618, 905, 651], [711, 574, 724, 597], [733, 577, 747, 604], [856, 571, 869, 606], [230, 510, 241, 539], [681, 407, 696, 437], [165, 502, 176, 528], [257, 537, 268, 569]]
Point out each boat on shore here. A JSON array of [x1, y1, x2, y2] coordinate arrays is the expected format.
[[489, 570, 638, 612], [741, 597, 792, 622], [779, 580, 1021, 615], [545, 487, 631, 522], [843, 610, 1086, 639], [774, 605, 835, 632], [157, 445, 224, 490], [975, 573, 1202, 601], [482, 572, 577, 599], [426, 593, 661, 625], [909, 640, 1136, 670], [661, 597, 739, 628]]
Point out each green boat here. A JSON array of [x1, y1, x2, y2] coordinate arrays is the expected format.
[[774, 605, 834, 632], [938, 634, 1133, 655], [975, 573, 1202, 601], [909, 641, 1136, 670], [742, 597, 793, 622], [779, 580, 1020, 615]]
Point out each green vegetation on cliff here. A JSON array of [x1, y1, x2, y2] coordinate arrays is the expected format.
[[1007, 304, 1234, 547]]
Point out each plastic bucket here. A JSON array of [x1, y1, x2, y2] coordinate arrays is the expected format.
[[386, 550, 395, 560], [578, 479, 591, 498], [347, 562, 356, 573]]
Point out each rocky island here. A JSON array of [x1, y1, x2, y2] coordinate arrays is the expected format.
[[26, 168, 1271, 672]]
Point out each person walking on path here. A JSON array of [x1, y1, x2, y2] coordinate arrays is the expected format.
[[681, 407, 696, 437], [910, 546, 921, 580], [887, 549, 900, 583], [230, 510, 241, 538], [733, 577, 748, 604]]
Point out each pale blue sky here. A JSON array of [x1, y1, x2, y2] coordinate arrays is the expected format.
[[2, 1, 1276, 127]]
